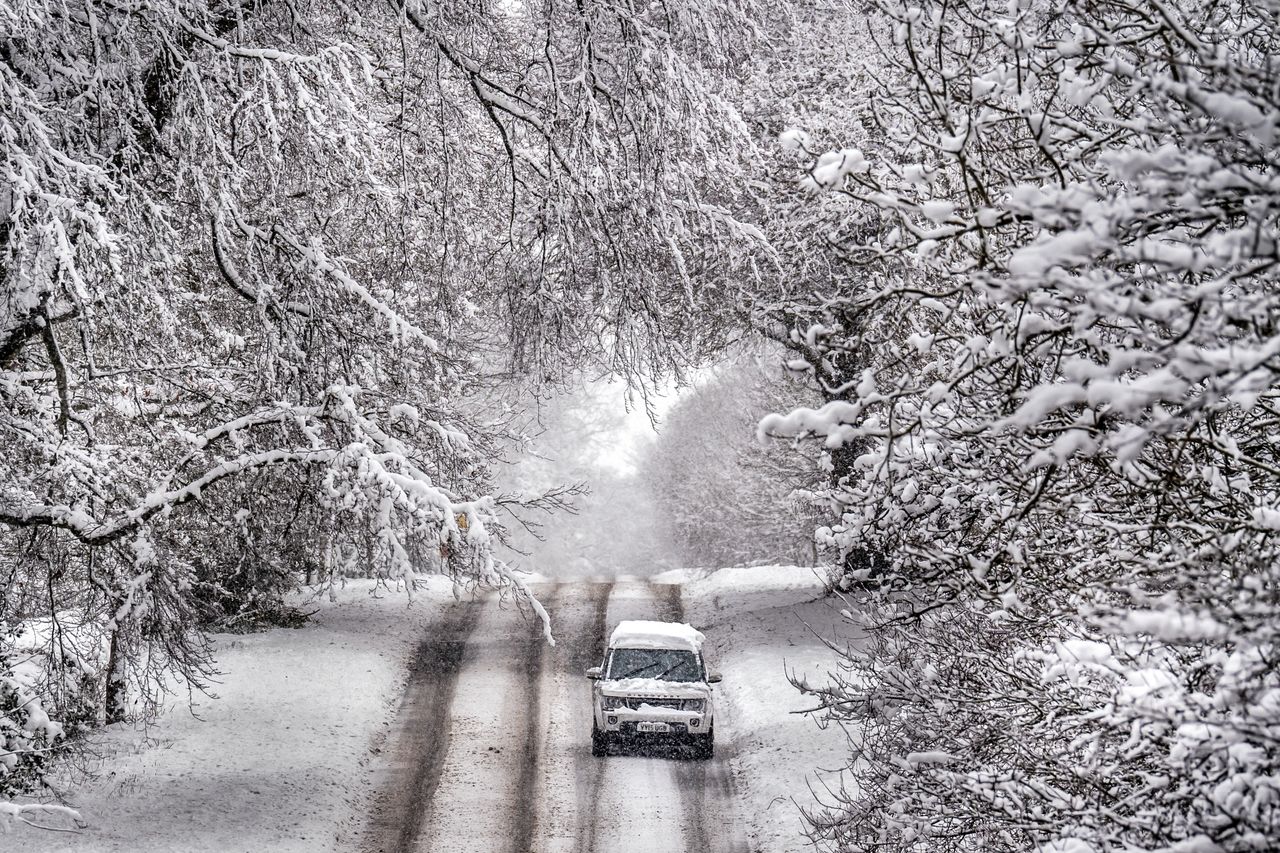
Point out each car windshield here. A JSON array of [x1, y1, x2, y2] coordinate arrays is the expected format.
[[607, 648, 702, 683]]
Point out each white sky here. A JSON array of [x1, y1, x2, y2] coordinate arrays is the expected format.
[[593, 381, 684, 477]]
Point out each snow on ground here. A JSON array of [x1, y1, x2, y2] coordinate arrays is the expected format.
[[15, 577, 461, 853], [13, 567, 854, 853], [671, 565, 852, 853]]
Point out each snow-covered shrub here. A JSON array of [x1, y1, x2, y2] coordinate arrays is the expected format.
[[0, 630, 66, 798], [803, 603, 1279, 853], [8, 616, 105, 739], [763, 0, 1280, 850]]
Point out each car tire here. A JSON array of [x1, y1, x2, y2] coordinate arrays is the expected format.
[[693, 727, 714, 760], [591, 722, 608, 757]]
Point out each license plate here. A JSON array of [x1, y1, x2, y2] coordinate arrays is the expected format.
[[637, 721, 671, 734]]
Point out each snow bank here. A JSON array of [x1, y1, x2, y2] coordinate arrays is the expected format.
[[668, 564, 831, 631], [648, 567, 701, 584], [609, 619, 704, 652], [16, 577, 459, 853]]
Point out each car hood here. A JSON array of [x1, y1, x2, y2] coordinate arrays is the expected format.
[[599, 677, 711, 699]]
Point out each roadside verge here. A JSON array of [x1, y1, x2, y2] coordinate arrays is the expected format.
[[16, 577, 456, 853]]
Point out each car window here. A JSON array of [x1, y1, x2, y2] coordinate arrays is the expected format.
[[606, 648, 702, 682]]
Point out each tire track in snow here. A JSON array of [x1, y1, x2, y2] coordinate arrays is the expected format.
[[511, 583, 559, 853], [361, 595, 485, 853], [654, 581, 749, 853], [413, 587, 558, 853], [570, 582, 614, 853], [653, 583, 713, 853]]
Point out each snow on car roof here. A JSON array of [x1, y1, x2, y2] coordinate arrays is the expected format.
[[609, 619, 704, 652]]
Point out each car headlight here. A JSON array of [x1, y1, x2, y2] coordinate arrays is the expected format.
[[601, 696, 627, 710], [682, 698, 705, 713]]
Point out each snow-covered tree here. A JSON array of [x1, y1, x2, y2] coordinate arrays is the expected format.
[[1, 0, 766, 801], [643, 347, 824, 568], [762, 1, 1280, 851]]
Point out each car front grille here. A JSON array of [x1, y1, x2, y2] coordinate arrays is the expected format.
[[623, 697, 684, 710]]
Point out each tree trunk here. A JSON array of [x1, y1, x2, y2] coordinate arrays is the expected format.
[[104, 626, 128, 724]]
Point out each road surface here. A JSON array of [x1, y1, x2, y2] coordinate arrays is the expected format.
[[360, 581, 748, 853]]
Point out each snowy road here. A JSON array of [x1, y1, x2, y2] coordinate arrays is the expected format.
[[360, 581, 747, 853]]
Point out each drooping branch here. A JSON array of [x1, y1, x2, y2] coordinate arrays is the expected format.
[[0, 448, 323, 545]]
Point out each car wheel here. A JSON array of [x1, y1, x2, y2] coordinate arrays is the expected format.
[[591, 722, 608, 757], [693, 727, 714, 760]]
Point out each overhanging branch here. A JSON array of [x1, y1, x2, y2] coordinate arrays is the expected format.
[[0, 448, 327, 546]]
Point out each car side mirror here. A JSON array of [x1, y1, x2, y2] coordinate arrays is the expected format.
[[707, 671, 722, 684], [585, 666, 603, 680]]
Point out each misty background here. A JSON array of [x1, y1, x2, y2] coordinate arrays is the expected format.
[[496, 344, 826, 579]]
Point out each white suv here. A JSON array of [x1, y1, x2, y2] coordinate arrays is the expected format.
[[585, 619, 720, 759]]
